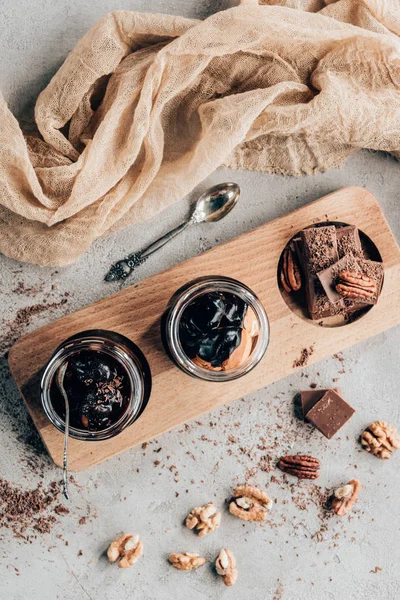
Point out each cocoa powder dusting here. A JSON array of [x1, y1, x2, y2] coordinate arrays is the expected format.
[[1, 298, 70, 354]]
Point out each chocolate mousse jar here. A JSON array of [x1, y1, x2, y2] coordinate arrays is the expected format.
[[41, 330, 151, 441], [163, 276, 269, 381]]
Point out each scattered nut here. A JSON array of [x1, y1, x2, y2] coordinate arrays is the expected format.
[[185, 502, 221, 537], [336, 270, 377, 300], [215, 548, 237, 586], [278, 455, 320, 479], [331, 479, 361, 516], [280, 247, 302, 293], [107, 533, 143, 569], [169, 553, 206, 571], [361, 421, 400, 459], [229, 485, 272, 521]]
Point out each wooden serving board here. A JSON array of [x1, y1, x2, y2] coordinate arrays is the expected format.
[[8, 187, 400, 471]]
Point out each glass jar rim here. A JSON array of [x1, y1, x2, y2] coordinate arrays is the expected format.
[[41, 331, 149, 441], [165, 276, 270, 382]]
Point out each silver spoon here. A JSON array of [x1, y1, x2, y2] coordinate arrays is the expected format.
[[56, 362, 70, 500], [105, 182, 240, 282]]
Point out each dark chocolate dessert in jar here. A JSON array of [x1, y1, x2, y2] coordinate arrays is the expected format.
[[41, 330, 151, 441], [163, 276, 269, 381]]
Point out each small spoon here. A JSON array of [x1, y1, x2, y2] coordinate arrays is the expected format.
[[56, 362, 70, 501], [105, 182, 240, 282]]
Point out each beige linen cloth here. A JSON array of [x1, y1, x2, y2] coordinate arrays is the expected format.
[[1, 0, 400, 266]]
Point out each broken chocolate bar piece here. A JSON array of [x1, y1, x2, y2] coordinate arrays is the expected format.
[[301, 387, 342, 418], [317, 254, 361, 305], [306, 389, 355, 439], [336, 226, 362, 259], [294, 233, 340, 320], [357, 258, 384, 304], [300, 226, 339, 276]]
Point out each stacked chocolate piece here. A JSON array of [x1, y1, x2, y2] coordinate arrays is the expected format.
[[301, 387, 355, 439], [281, 224, 384, 321]]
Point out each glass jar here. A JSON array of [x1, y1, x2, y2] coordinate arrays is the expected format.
[[163, 276, 269, 381], [41, 329, 151, 441]]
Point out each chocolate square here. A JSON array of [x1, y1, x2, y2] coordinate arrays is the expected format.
[[301, 387, 342, 418], [337, 258, 384, 311], [357, 258, 384, 304], [306, 389, 355, 439], [336, 226, 362, 259], [294, 230, 342, 320], [317, 254, 361, 305], [300, 226, 339, 276]]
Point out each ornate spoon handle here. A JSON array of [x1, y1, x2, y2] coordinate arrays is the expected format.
[[105, 219, 192, 282]]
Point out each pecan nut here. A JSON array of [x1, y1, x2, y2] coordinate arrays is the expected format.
[[331, 479, 361, 516], [169, 553, 206, 571], [278, 455, 320, 479], [107, 533, 143, 569], [215, 549, 237, 586], [335, 270, 377, 300], [361, 421, 400, 459], [185, 502, 221, 537], [280, 247, 302, 293], [229, 485, 272, 522]]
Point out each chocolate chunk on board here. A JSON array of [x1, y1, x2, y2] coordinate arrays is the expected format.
[[301, 387, 342, 418], [294, 233, 341, 320], [300, 226, 339, 276], [317, 254, 361, 305], [357, 258, 384, 304], [338, 258, 384, 311], [306, 389, 355, 439], [336, 226, 362, 259]]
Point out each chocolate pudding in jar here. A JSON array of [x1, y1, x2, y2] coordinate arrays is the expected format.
[[41, 330, 151, 441], [163, 276, 269, 381], [50, 350, 131, 432]]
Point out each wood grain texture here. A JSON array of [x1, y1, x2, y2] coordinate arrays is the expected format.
[[8, 187, 400, 471]]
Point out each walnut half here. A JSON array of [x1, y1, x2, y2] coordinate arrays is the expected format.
[[361, 421, 400, 459], [229, 485, 272, 522], [331, 479, 361, 516], [185, 502, 221, 537], [169, 553, 206, 571], [215, 549, 237, 586], [107, 533, 143, 569]]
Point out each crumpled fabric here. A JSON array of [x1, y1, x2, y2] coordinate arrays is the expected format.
[[1, 0, 399, 266]]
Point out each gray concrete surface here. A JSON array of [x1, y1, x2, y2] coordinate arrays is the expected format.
[[0, 2, 400, 599]]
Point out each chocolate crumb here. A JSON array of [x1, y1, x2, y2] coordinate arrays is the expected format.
[[293, 346, 314, 369], [54, 505, 70, 516]]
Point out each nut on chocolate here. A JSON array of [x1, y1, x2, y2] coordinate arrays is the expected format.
[[229, 485, 272, 521], [336, 269, 377, 300], [278, 455, 320, 479], [331, 479, 361, 516], [361, 421, 400, 459], [280, 247, 302, 293]]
